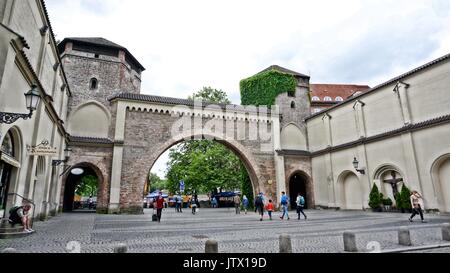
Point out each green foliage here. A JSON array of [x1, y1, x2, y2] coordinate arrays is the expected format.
[[240, 162, 254, 209], [164, 87, 253, 195], [240, 69, 297, 106], [369, 184, 382, 209], [189, 87, 231, 104], [383, 198, 394, 206], [75, 175, 98, 197], [395, 185, 412, 210], [148, 173, 167, 193]]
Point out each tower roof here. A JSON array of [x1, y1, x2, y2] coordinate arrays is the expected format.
[[58, 37, 145, 71], [257, 65, 310, 79]]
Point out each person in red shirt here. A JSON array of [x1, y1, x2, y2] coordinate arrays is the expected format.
[[266, 200, 275, 220], [155, 193, 165, 222]]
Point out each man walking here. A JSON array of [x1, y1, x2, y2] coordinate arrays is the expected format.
[[255, 192, 265, 221], [296, 193, 308, 220], [280, 192, 290, 220], [234, 194, 241, 215], [155, 192, 165, 222]]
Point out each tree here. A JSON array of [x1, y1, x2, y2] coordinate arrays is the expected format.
[[148, 173, 167, 193], [395, 185, 412, 212], [189, 87, 231, 104], [75, 175, 98, 197], [369, 184, 382, 211], [165, 87, 253, 196]]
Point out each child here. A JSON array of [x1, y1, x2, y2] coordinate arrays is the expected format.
[[266, 200, 274, 220]]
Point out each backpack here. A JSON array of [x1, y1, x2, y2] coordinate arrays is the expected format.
[[9, 206, 21, 215], [281, 196, 289, 206], [255, 196, 263, 206], [297, 197, 305, 207]]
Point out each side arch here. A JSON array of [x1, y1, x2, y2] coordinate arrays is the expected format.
[[337, 170, 363, 210], [430, 153, 450, 213], [287, 170, 314, 209], [68, 100, 111, 138]]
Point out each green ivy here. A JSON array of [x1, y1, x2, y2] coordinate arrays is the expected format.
[[240, 69, 297, 106]]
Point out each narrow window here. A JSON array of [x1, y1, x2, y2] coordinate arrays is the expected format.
[[94, 54, 100, 58], [90, 78, 98, 90], [291, 101, 296, 109]]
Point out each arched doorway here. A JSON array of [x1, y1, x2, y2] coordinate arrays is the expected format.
[[338, 171, 363, 210], [63, 163, 102, 213], [431, 154, 450, 213], [288, 172, 310, 209], [0, 129, 21, 217]]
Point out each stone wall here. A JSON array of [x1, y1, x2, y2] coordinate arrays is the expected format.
[[118, 109, 278, 213]]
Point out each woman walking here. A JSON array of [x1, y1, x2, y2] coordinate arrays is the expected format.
[[409, 191, 426, 223]]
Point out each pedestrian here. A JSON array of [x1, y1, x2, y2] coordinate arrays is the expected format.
[[234, 194, 241, 214], [9, 204, 34, 233], [409, 190, 427, 223], [88, 196, 94, 210], [211, 197, 218, 208], [191, 196, 198, 215], [296, 193, 307, 220], [255, 192, 265, 221], [177, 194, 183, 213], [266, 200, 274, 220], [280, 192, 290, 220], [243, 195, 249, 214], [155, 192, 164, 223]]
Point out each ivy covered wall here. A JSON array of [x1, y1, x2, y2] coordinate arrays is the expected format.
[[240, 69, 297, 106]]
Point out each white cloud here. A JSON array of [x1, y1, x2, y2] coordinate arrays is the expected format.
[[45, 0, 450, 172], [46, 0, 450, 104]]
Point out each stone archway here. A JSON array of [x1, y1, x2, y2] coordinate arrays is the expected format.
[[61, 162, 105, 213], [287, 171, 313, 209], [0, 127, 22, 217], [338, 171, 363, 210], [431, 154, 450, 213], [119, 130, 269, 214]]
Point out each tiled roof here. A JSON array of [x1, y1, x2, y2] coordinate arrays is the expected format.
[[108, 93, 279, 114], [58, 37, 145, 71], [257, 65, 310, 79], [310, 84, 370, 102], [69, 136, 113, 145], [307, 52, 450, 120]]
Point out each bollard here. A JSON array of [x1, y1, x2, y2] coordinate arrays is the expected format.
[[398, 227, 412, 246], [443, 223, 450, 242], [1, 248, 17, 253], [343, 231, 358, 252], [205, 240, 219, 253], [279, 234, 292, 253], [114, 243, 128, 253]]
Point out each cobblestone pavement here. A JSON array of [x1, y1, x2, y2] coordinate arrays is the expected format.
[[1, 208, 449, 253]]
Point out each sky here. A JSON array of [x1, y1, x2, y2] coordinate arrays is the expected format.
[[46, 0, 450, 178]]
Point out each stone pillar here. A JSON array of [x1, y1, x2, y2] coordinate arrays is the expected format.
[[442, 223, 450, 241], [272, 108, 286, 202], [398, 227, 412, 246], [109, 102, 127, 213], [205, 240, 219, 253], [394, 82, 412, 125], [322, 114, 337, 208], [343, 231, 358, 252], [279, 234, 292, 253], [114, 244, 128, 253]]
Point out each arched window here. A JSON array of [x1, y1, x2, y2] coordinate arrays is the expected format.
[[90, 78, 98, 90], [324, 96, 332, 102], [353, 91, 363, 97], [0, 131, 14, 157], [312, 96, 320, 102], [291, 101, 296, 109], [336, 96, 344, 102]]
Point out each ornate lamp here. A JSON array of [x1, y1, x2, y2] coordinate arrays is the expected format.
[[353, 157, 366, 175], [0, 85, 41, 124], [52, 147, 72, 166]]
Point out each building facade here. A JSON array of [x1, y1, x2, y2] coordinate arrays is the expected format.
[[0, 0, 71, 220], [1, 0, 450, 223]]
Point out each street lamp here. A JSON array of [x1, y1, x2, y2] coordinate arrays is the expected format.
[[52, 147, 72, 166], [0, 85, 41, 124], [353, 157, 366, 175]]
